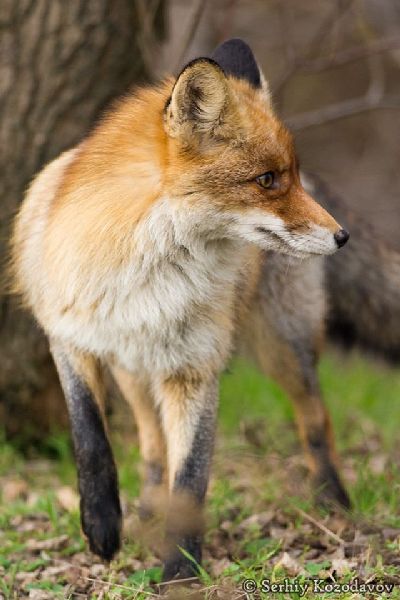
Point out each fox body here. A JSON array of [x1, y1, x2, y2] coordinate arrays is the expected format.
[[11, 40, 350, 579], [13, 71, 340, 375]]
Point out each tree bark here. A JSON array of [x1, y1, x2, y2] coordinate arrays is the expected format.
[[0, 0, 165, 440]]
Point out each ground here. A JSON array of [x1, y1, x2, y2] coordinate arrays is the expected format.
[[1, 353, 400, 599]]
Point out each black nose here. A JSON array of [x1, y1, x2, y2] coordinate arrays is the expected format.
[[334, 228, 349, 248]]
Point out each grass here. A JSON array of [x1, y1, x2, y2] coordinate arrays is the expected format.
[[1, 352, 400, 598]]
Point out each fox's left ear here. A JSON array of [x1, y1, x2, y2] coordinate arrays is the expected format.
[[164, 58, 235, 140]]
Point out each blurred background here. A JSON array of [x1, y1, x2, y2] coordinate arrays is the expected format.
[[1, 0, 400, 439]]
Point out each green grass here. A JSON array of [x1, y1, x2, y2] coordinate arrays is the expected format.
[[1, 352, 400, 598], [220, 353, 400, 448]]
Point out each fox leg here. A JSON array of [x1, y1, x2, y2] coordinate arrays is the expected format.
[[154, 370, 219, 581], [50, 341, 121, 560], [111, 365, 166, 519], [244, 255, 350, 508]]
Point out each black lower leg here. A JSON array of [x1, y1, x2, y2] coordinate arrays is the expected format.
[[307, 431, 350, 509], [52, 347, 121, 560], [163, 406, 216, 581]]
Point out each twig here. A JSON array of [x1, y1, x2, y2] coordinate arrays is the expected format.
[[84, 576, 157, 597], [273, 0, 356, 95], [292, 506, 345, 545], [278, 2, 296, 64], [173, 0, 208, 72], [300, 35, 400, 73], [285, 93, 400, 131], [134, 0, 163, 76], [157, 575, 199, 586], [365, 52, 385, 105]]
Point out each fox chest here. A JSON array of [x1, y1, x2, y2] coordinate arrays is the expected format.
[[52, 253, 240, 374]]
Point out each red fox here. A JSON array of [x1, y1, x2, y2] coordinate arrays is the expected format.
[[11, 39, 350, 580]]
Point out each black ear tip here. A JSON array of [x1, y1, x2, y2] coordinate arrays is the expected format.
[[213, 38, 253, 54], [211, 38, 256, 67], [210, 38, 261, 89]]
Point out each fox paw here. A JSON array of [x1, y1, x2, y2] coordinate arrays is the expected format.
[[162, 556, 200, 582], [313, 465, 351, 509], [162, 535, 202, 582], [81, 495, 122, 561]]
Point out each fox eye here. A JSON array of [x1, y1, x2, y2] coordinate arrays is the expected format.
[[255, 171, 275, 189]]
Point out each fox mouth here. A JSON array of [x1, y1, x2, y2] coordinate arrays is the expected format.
[[255, 226, 336, 257], [255, 227, 281, 243]]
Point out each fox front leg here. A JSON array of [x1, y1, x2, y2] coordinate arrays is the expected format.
[[156, 371, 219, 581], [51, 342, 121, 560], [111, 365, 167, 521]]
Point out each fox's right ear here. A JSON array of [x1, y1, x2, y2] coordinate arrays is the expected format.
[[164, 58, 234, 140], [211, 38, 270, 102]]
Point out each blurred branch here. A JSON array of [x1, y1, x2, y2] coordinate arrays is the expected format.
[[273, 0, 356, 95], [173, 0, 208, 71], [274, 1, 400, 131], [135, 0, 207, 77], [135, 0, 164, 75], [278, 2, 296, 65], [287, 37, 396, 131], [286, 94, 400, 131], [365, 53, 385, 106], [301, 36, 400, 73]]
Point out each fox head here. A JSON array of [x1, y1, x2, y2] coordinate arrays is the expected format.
[[163, 39, 349, 257]]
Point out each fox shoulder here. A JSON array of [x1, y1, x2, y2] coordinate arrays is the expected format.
[[10, 81, 172, 317], [10, 148, 79, 306]]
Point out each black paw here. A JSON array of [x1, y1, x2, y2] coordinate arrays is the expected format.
[[163, 556, 200, 582], [162, 535, 202, 582], [313, 464, 351, 509], [81, 495, 122, 561]]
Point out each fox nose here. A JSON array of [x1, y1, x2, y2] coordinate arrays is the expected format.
[[334, 228, 349, 248]]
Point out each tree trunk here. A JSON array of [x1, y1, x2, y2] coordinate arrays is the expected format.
[[0, 0, 165, 440]]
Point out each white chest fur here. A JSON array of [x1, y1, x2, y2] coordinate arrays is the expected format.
[[48, 201, 247, 375]]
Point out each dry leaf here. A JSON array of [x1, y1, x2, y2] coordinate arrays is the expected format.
[[275, 551, 303, 576], [27, 492, 41, 507], [56, 486, 79, 512], [382, 528, 400, 540], [331, 557, 356, 577], [369, 453, 387, 475], [270, 526, 296, 547], [26, 534, 69, 552], [210, 558, 234, 577], [15, 571, 38, 584], [41, 563, 71, 579], [28, 591, 54, 600], [3, 479, 28, 502], [236, 510, 274, 533]]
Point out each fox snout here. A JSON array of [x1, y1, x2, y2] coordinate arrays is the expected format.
[[298, 179, 349, 252], [243, 188, 350, 258], [292, 190, 350, 256]]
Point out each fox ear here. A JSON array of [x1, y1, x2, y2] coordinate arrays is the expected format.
[[211, 38, 270, 102], [164, 58, 232, 139], [258, 70, 271, 102]]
